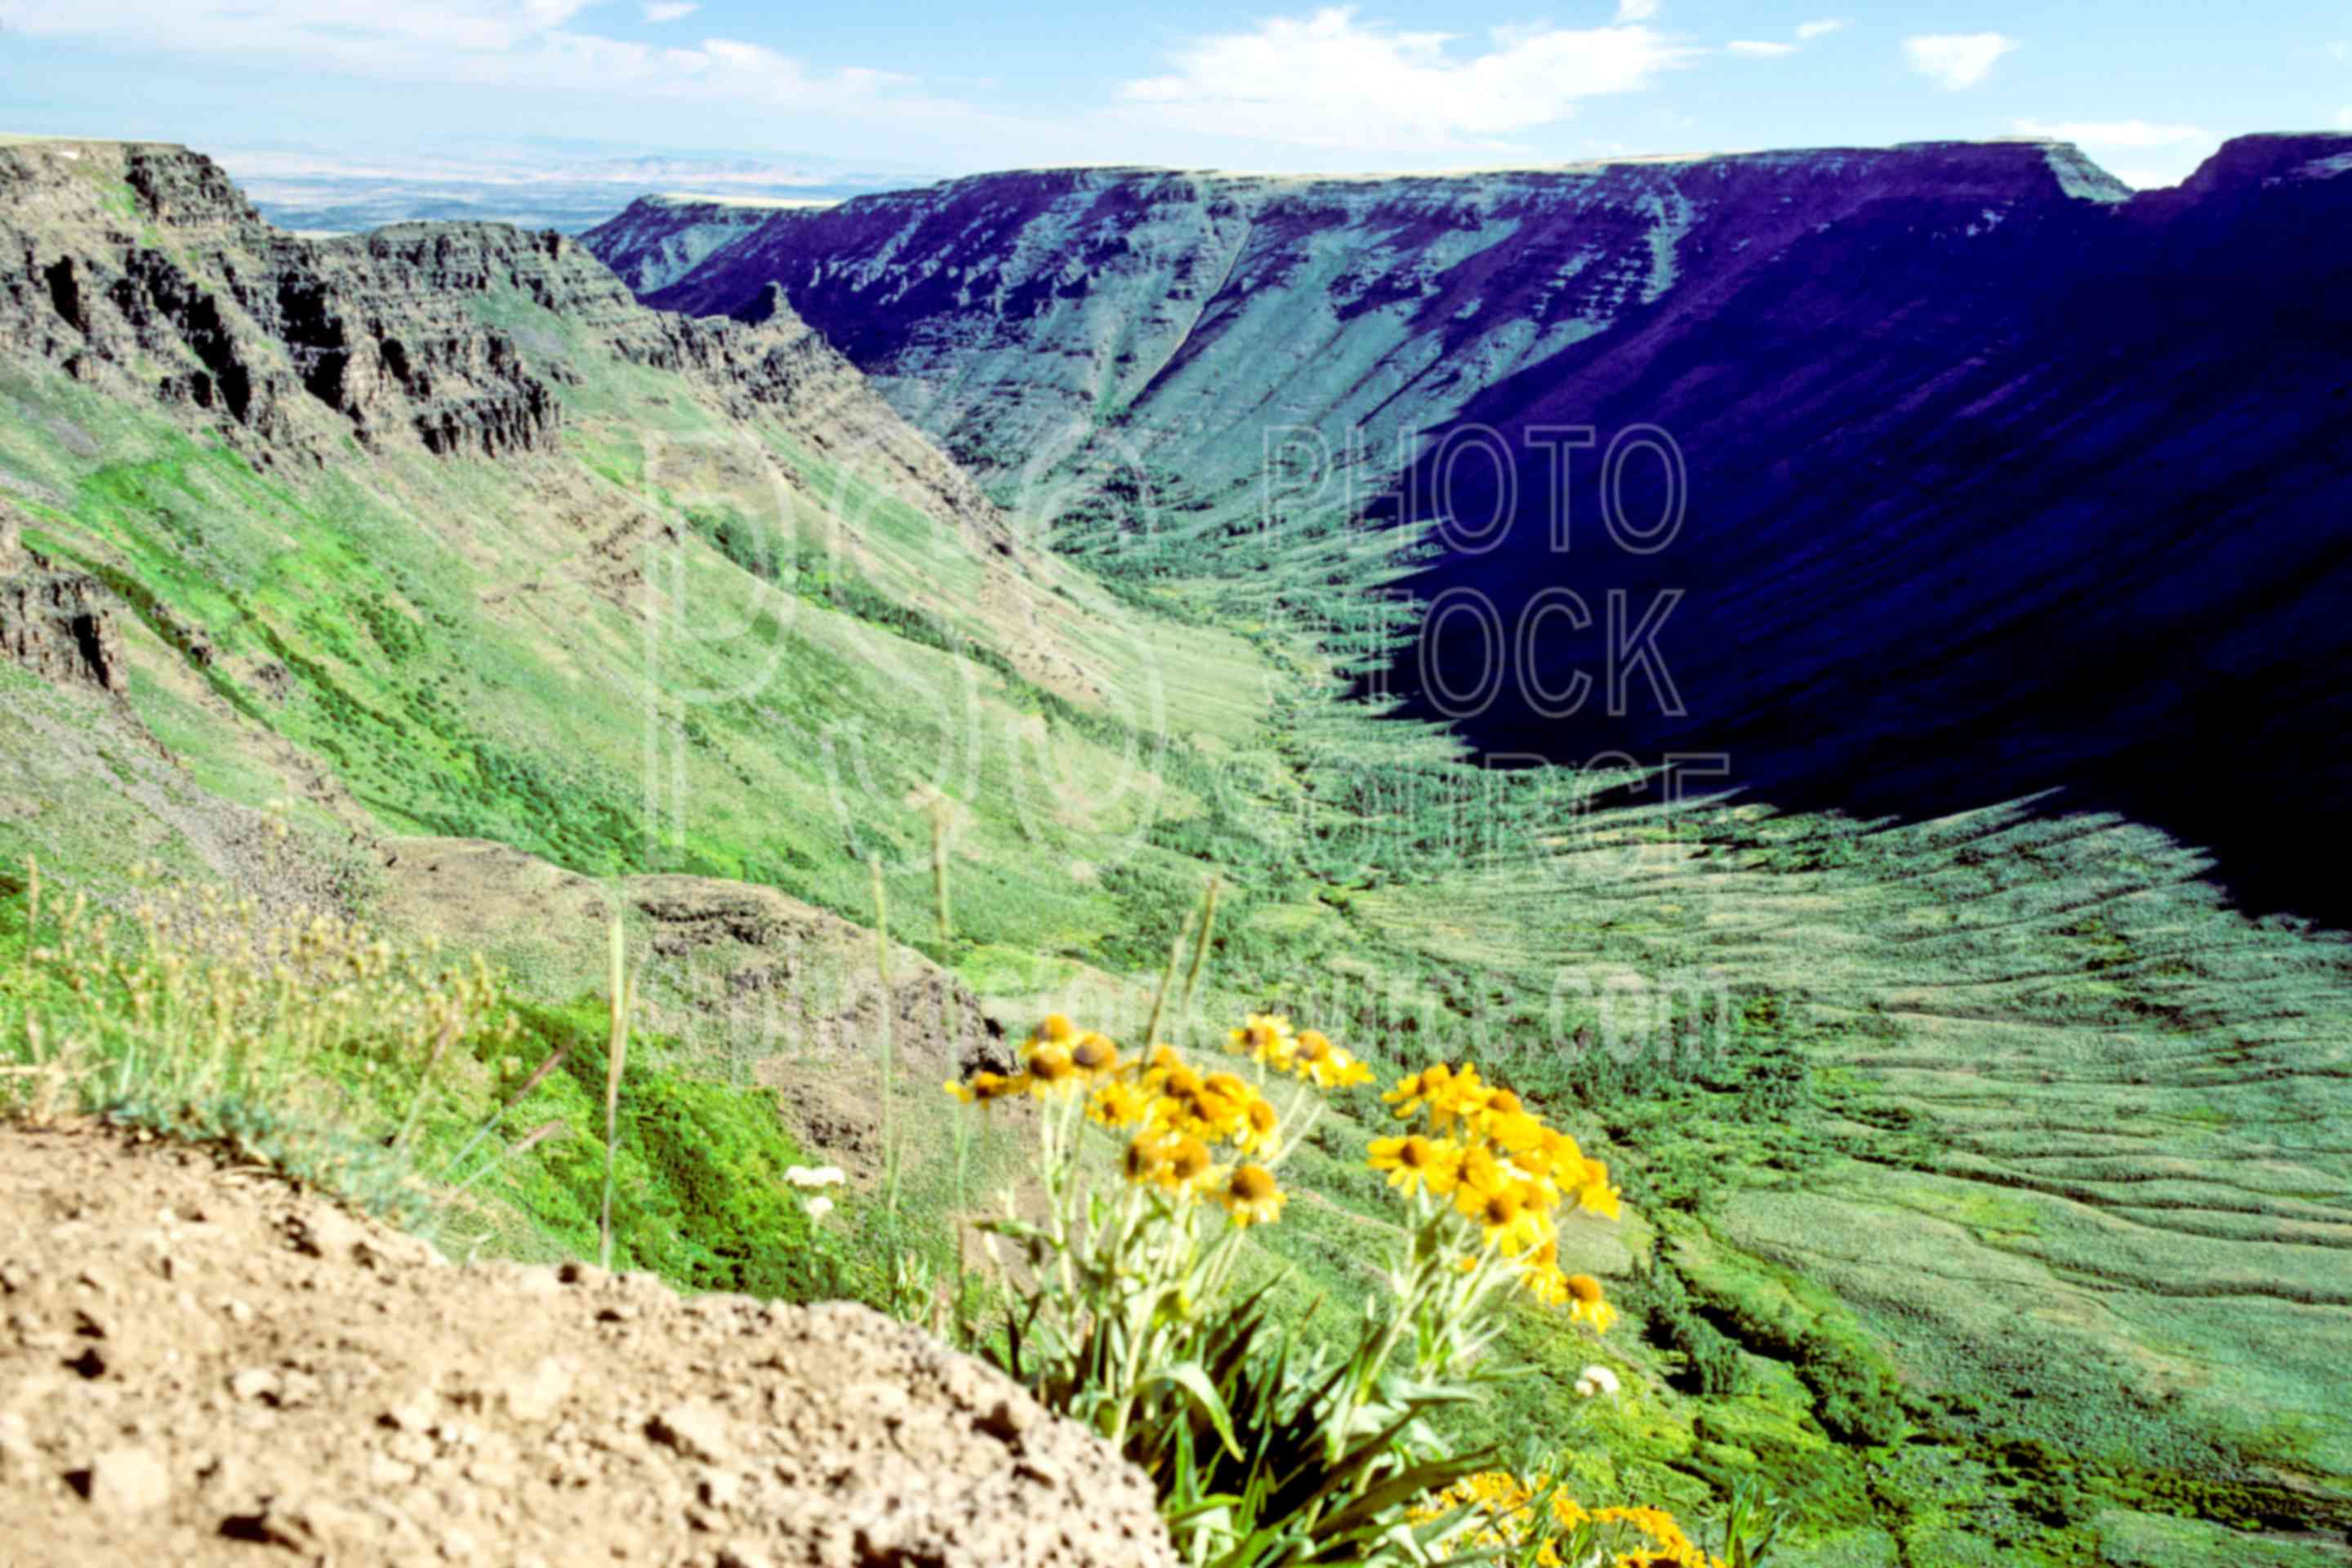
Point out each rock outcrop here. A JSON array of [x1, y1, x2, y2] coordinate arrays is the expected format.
[[0, 142, 982, 515], [0, 506, 126, 693]]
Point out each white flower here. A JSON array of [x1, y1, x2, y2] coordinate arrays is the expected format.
[[803, 1196, 835, 1222], [1574, 1364, 1622, 1399], [785, 1165, 846, 1188]]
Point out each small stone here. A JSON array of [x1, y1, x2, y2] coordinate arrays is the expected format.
[[648, 1401, 732, 1463], [493, 1356, 574, 1423], [463, 1458, 514, 1490], [385, 1391, 441, 1432], [229, 1368, 278, 1403], [0, 1413, 35, 1476], [77, 1445, 170, 1513], [290, 1206, 366, 1261], [385, 1432, 435, 1467], [225, 1298, 255, 1325], [700, 1470, 742, 1508]]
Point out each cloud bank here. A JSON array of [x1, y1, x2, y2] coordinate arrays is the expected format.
[[1119, 7, 1681, 153], [0, 0, 911, 111]]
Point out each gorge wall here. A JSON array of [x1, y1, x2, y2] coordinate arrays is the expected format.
[[590, 135, 2352, 920]]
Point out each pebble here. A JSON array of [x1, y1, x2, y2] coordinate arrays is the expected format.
[[78, 1445, 170, 1514], [229, 1367, 278, 1403], [648, 1401, 733, 1463]]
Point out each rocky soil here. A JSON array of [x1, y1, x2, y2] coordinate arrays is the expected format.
[[0, 1121, 1175, 1567]]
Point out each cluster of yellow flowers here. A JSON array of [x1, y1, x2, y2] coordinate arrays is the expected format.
[[1371, 1061, 1621, 1330], [1413, 1472, 1722, 1568], [947, 1012, 1374, 1229], [1226, 1011, 1375, 1089]]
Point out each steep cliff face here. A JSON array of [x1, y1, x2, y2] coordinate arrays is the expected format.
[[0, 140, 987, 519], [594, 134, 2352, 918], [582, 194, 805, 295], [0, 504, 125, 694], [595, 141, 2130, 492], [1366, 132, 2352, 918]]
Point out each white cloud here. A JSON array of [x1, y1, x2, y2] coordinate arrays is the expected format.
[[1119, 8, 1682, 153], [1902, 33, 2017, 91], [1615, 0, 1660, 20], [1728, 40, 1797, 58], [2012, 118, 2208, 149], [0, 0, 911, 109], [643, 2, 697, 20], [1795, 19, 1846, 40], [2337, 106, 2352, 129]]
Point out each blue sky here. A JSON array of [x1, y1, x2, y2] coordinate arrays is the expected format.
[[2, 1, 2346, 189]]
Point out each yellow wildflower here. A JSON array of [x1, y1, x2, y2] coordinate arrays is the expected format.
[[1366, 1133, 1461, 1196], [1454, 1143, 1508, 1208], [1566, 1272, 1617, 1334], [1070, 1031, 1120, 1077], [1236, 1095, 1280, 1153], [1474, 1186, 1543, 1254], [1022, 1042, 1081, 1098], [1383, 1062, 1453, 1120], [1034, 1013, 1076, 1045], [1477, 1088, 1548, 1154], [1217, 1163, 1286, 1227], [1228, 1012, 1298, 1071], [1426, 1062, 1489, 1132], [1525, 1126, 1584, 1179], [1124, 1134, 1171, 1185], [1410, 1474, 1719, 1568], [1574, 1157, 1623, 1219], [1291, 1029, 1374, 1089], [1150, 1061, 1205, 1099], [1089, 1079, 1151, 1129], [1521, 1258, 1570, 1308], [945, 1070, 1025, 1104], [1164, 1136, 1216, 1192]]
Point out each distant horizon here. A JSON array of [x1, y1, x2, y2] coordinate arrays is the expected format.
[[20, 122, 2348, 236]]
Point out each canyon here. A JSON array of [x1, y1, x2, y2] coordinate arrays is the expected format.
[[590, 132, 2352, 921], [0, 133, 2346, 1567]]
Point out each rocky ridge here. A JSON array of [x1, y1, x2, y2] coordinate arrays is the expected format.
[[591, 140, 2133, 491], [0, 140, 999, 546]]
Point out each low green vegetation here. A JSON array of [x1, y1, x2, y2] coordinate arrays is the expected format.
[[0, 866, 902, 1309]]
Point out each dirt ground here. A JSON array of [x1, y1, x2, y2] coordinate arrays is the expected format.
[[0, 1120, 1174, 1567]]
